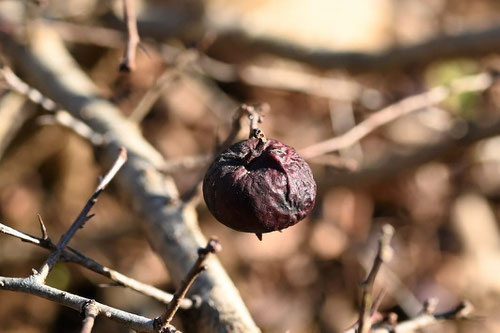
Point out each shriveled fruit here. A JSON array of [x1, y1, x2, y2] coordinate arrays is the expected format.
[[203, 137, 316, 239]]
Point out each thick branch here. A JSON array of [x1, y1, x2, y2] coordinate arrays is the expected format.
[[0, 23, 259, 333], [214, 25, 500, 72], [53, 10, 500, 73]]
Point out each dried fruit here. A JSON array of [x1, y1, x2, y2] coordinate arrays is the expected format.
[[203, 136, 316, 239]]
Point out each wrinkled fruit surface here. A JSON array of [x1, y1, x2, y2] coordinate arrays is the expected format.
[[203, 138, 317, 234]]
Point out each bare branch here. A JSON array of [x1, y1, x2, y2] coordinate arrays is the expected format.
[[358, 224, 394, 333], [0, 276, 174, 333], [119, 0, 140, 72], [37, 111, 106, 146], [34, 148, 127, 283], [50, 23, 381, 105], [0, 66, 58, 111], [0, 66, 106, 145], [0, 91, 30, 159], [370, 301, 474, 333], [0, 221, 193, 309], [55, 9, 500, 73], [0, 24, 259, 332], [81, 300, 99, 333], [300, 72, 495, 159], [213, 24, 500, 72], [129, 68, 178, 122], [160, 238, 222, 330], [160, 153, 212, 174], [50, 21, 125, 48], [322, 116, 500, 188], [198, 55, 379, 104], [217, 103, 269, 153]]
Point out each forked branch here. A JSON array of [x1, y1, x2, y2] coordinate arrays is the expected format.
[[33, 148, 127, 283], [358, 224, 394, 333], [160, 238, 222, 331]]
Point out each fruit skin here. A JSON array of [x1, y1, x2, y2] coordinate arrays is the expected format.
[[203, 137, 316, 234]]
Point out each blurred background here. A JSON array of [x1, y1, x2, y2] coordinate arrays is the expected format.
[[1, 0, 500, 332]]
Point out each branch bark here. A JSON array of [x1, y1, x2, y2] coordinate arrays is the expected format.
[[0, 221, 193, 308], [0, 276, 168, 332], [33, 147, 127, 283], [299, 72, 495, 159], [81, 300, 99, 333], [345, 301, 473, 333], [358, 225, 394, 333], [119, 0, 140, 72], [0, 91, 29, 159], [160, 238, 222, 330], [0, 23, 259, 333], [213, 25, 500, 72], [318, 117, 500, 188]]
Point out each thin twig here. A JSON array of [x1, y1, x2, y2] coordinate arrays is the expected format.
[[159, 238, 222, 331], [1, 66, 57, 110], [81, 300, 99, 333], [358, 224, 394, 333], [33, 148, 127, 283], [129, 68, 179, 122], [119, 0, 140, 72], [0, 276, 175, 333], [370, 301, 474, 333], [0, 67, 106, 145], [0, 221, 193, 308], [159, 153, 212, 174], [129, 48, 203, 123], [37, 111, 106, 145], [217, 103, 269, 152], [299, 72, 495, 159]]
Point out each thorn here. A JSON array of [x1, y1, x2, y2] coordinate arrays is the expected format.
[[37, 214, 49, 240], [255, 233, 262, 241]]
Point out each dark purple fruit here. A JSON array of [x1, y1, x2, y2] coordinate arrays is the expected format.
[[203, 137, 316, 237]]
